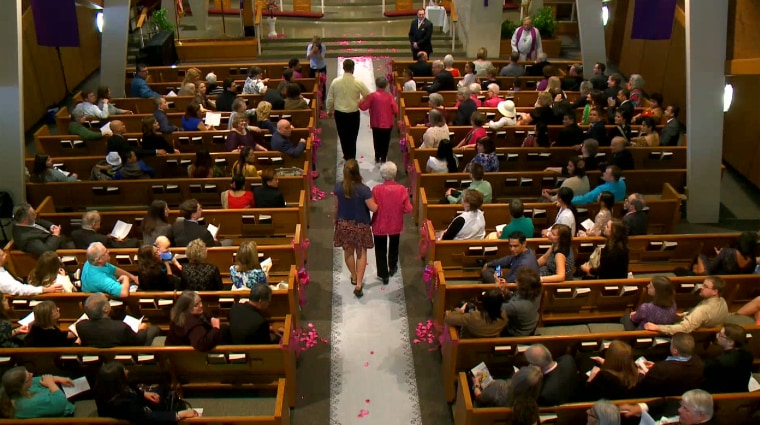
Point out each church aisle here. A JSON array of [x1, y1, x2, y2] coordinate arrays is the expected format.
[[329, 57, 422, 425]]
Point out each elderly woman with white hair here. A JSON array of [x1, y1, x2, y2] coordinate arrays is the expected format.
[[371, 162, 413, 285], [454, 85, 477, 126], [443, 54, 460, 77], [586, 400, 620, 425], [627, 74, 645, 107], [483, 83, 502, 107]]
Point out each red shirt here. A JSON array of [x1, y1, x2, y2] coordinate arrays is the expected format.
[[483, 96, 501, 108], [358, 88, 398, 129], [227, 191, 254, 209], [462, 127, 487, 146], [371, 181, 413, 235]]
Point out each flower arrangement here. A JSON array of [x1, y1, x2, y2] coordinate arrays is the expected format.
[[265, 0, 279, 17]]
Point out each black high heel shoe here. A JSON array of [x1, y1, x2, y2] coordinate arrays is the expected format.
[[353, 286, 364, 298]]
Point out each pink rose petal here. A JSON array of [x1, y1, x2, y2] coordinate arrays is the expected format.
[[370, 351, 374, 355], [364, 362, 369, 367], [365, 399, 370, 403]]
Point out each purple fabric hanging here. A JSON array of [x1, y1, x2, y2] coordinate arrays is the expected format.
[[30, 0, 80, 47], [631, 0, 677, 40]]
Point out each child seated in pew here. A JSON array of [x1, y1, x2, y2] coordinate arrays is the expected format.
[[402, 69, 416, 92], [0, 367, 75, 419]]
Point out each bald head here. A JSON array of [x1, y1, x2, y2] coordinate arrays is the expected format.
[[110, 120, 126, 135], [86, 242, 107, 265], [611, 136, 626, 153], [276, 119, 293, 136], [82, 210, 101, 231]]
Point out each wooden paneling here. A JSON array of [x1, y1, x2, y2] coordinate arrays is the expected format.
[[728, 0, 760, 61], [176, 39, 259, 62], [723, 75, 760, 188], [59, 5, 102, 92]]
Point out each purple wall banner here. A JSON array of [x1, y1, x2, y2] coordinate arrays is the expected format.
[[30, 0, 80, 47], [631, 0, 678, 40]]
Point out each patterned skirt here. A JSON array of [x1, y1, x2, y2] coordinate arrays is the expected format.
[[334, 219, 374, 250]]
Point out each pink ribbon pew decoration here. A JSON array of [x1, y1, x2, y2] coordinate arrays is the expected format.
[[417, 219, 434, 261], [281, 322, 328, 357], [422, 263, 437, 301], [412, 320, 454, 351]]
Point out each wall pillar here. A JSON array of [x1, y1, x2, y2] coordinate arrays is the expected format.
[[576, 0, 606, 80], [452, 0, 502, 58], [685, 0, 727, 223], [0, 0, 26, 207], [101, 0, 131, 98]]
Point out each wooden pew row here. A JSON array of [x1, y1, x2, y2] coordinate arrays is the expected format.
[[423, 224, 748, 276], [34, 126, 314, 157], [431, 264, 760, 327], [418, 183, 681, 235], [391, 59, 577, 76], [415, 161, 688, 202], [27, 153, 309, 179], [0, 379, 289, 424], [26, 171, 309, 211], [4, 226, 305, 279], [35, 191, 309, 240], [56, 108, 313, 135], [124, 62, 300, 84], [399, 88, 584, 109], [412, 145, 687, 172], [8, 266, 300, 329], [105, 91, 316, 115], [441, 325, 760, 403], [140, 78, 317, 97], [453, 373, 760, 425], [0, 316, 297, 407]]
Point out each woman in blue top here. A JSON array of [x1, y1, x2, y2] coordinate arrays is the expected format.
[[466, 137, 499, 173], [334, 159, 378, 297], [0, 367, 75, 419], [181, 102, 214, 132], [230, 241, 269, 291]]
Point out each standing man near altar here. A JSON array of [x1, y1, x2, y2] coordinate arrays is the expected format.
[[409, 9, 433, 60], [511, 16, 543, 61]]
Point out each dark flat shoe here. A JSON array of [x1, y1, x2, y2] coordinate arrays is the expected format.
[[350, 276, 357, 286], [381, 277, 389, 285], [354, 287, 364, 298], [389, 266, 398, 276]]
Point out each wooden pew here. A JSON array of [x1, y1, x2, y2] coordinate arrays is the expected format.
[[26, 152, 309, 179], [4, 226, 305, 280], [411, 145, 687, 172], [8, 265, 301, 329], [398, 87, 586, 108], [26, 172, 309, 211], [440, 325, 760, 403], [35, 191, 309, 240], [0, 316, 297, 407], [418, 183, 681, 235], [124, 62, 298, 85], [452, 373, 760, 425], [391, 59, 577, 77], [422, 223, 749, 275], [141, 78, 317, 97], [415, 161, 688, 203], [105, 91, 316, 115], [56, 109, 314, 135]]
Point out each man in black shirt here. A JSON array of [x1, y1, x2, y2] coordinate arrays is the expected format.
[[215, 79, 239, 112], [229, 284, 282, 344], [254, 168, 286, 208]]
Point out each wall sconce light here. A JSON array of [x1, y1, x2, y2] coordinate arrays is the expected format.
[[723, 83, 733, 112], [602, 5, 609, 26], [96, 12, 104, 33]]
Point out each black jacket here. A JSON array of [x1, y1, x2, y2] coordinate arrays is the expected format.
[[229, 303, 271, 345], [78, 317, 144, 348], [425, 70, 456, 93], [408, 18, 434, 55], [107, 134, 156, 158], [171, 219, 218, 247], [408, 60, 433, 78], [254, 185, 286, 208], [12, 219, 63, 257]]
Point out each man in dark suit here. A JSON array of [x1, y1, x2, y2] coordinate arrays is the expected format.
[[526, 52, 551, 77], [254, 169, 286, 208], [107, 120, 165, 158], [637, 332, 705, 397], [590, 62, 607, 91], [606, 136, 635, 170], [525, 344, 578, 406], [604, 72, 623, 99], [660, 104, 683, 146], [585, 108, 608, 145], [229, 284, 283, 345], [561, 64, 583, 91], [607, 88, 634, 123], [153, 96, 180, 134], [172, 199, 220, 247], [702, 323, 753, 393], [408, 51, 433, 77], [77, 292, 160, 348], [424, 60, 456, 93], [623, 193, 649, 236], [408, 9, 433, 60], [71, 211, 140, 249], [11, 203, 73, 257]]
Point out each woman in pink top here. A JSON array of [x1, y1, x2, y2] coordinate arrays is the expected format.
[[372, 162, 413, 284], [359, 76, 399, 163]]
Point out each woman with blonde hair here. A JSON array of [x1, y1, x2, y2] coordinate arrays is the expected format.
[[585, 340, 640, 400], [23, 300, 77, 347], [180, 239, 223, 291], [182, 67, 202, 88], [27, 252, 75, 292], [230, 241, 270, 291], [255, 100, 277, 133], [226, 114, 268, 152], [334, 159, 378, 297], [473, 47, 493, 77], [0, 366, 74, 419]]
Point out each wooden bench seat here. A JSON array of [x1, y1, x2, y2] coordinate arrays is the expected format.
[[124, 62, 302, 84], [140, 78, 317, 97], [418, 183, 681, 235], [103, 91, 316, 115], [0, 316, 297, 406], [391, 59, 577, 77], [411, 145, 687, 173], [422, 225, 750, 275], [35, 193, 309, 239], [26, 171, 309, 211], [440, 325, 760, 403], [34, 126, 313, 157], [453, 373, 760, 425], [399, 88, 583, 108]]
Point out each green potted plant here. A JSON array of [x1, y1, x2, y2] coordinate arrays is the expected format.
[[500, 19, 518, 56], [150, 8, 174, 32], [532, 6, 561, 57]]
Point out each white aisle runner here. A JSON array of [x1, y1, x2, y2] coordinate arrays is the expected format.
[[329, 57, 421, 425]]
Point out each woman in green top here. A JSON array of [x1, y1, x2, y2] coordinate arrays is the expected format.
[[0, 367, 75, 419]]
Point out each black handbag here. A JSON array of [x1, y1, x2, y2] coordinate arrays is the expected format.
[[164, 390, 193, 412]]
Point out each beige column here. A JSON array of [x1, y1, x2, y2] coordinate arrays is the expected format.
[[101, 0, 131, 98]]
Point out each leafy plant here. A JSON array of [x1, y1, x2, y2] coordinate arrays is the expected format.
[[501, 19, 519, 40], [150, 8, 174, 32], [532, 7, 555, 38]]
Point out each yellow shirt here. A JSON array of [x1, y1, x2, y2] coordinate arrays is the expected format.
[[326, 73, 370, 113]]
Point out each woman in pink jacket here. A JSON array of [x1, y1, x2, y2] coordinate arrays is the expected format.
[[359, 76, 399, 164], [372, 162, 413, 284]]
